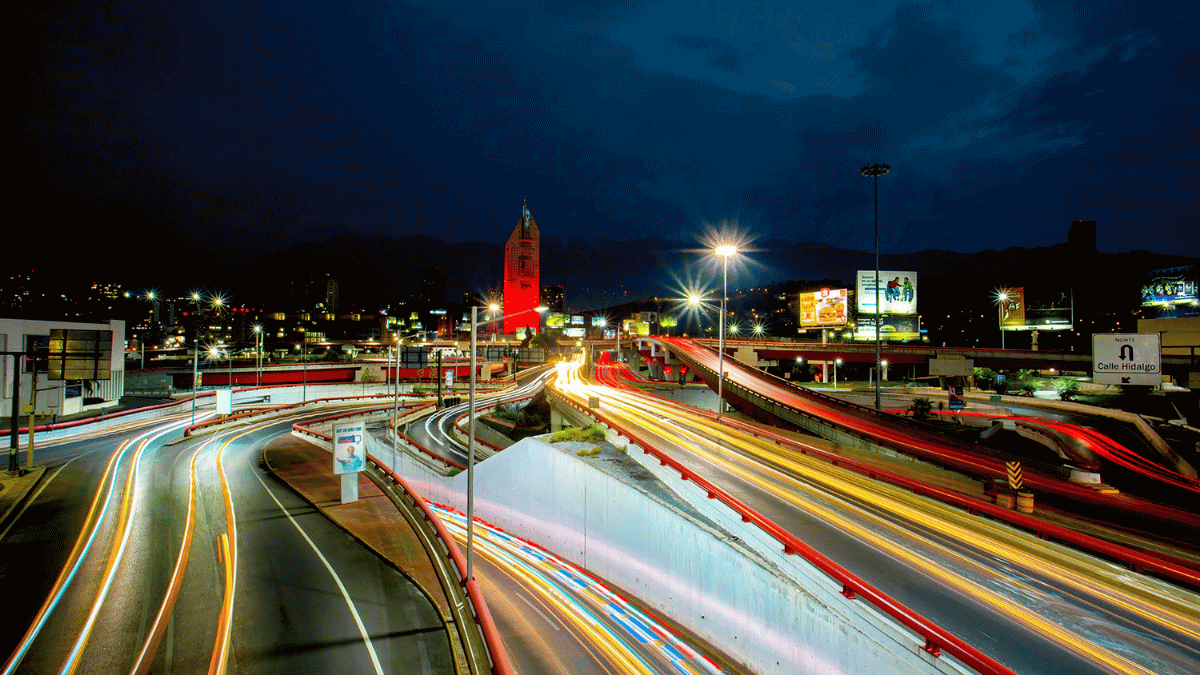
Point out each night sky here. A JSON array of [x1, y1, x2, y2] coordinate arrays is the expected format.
[[18, 1, 1198, 296]]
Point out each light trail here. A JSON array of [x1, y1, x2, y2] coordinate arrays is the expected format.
[[429, 502, 722, 675], [556, 356, 1200, 675]]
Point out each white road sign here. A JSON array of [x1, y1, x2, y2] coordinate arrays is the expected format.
[[1092, 334, 1161, 386]]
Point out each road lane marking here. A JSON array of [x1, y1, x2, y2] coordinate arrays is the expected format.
[[252, 469, 385, 675], [517, 592, 561, 630]]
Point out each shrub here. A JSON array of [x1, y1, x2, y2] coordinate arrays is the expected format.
[[907, 397, 933, 422], [576, 445, 603, 457], [1055, 378, 1079, 401]]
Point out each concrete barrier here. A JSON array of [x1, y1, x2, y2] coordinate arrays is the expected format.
[[372, 432, 976, 675]]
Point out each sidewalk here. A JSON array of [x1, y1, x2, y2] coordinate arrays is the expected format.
[[261, 434, 459, 630], [0, 395, 176, 433]]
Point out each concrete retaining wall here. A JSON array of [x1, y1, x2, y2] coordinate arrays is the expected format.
[[370, 431, 973, 675]]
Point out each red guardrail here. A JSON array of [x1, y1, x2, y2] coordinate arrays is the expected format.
[[548, 388, 1017, 675], [599, 363, 1200, 587], [0, 394, 208, 436], [367, 458, 515, 675]]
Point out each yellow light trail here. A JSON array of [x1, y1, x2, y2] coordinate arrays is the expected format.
[[553, 358, 1199, 675]]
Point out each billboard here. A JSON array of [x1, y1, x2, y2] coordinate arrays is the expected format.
[[622, 320, 651, 336], [563, 327, 586, 338], [857, 271, 917, 315], [332, 421, 366, 474], [1001, 287, 1072, 331], [546, 313, 569, 328], [799, 288, 848, 327], [591, 316, 606, 327], [660, 315, 678, 328], [999, 287, 1026, 329], [854, 315, 920, 341], [1142, 266, 1197, 316], [571, 315, 585, 325]]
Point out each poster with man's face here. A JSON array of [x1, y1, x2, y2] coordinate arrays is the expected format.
[[333, 421, 365, 475]]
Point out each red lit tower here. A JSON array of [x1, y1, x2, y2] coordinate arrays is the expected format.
[[503, 199, 540, 335]]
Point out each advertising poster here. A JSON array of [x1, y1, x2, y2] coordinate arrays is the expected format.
[[571, 315, 585, 325], [444, 370, 454, 389], [799, 288, 848, 327], [854, 315, 920, 341], [857, 271, 917, 315], [563, 327, 586, 338], [332, 421, 365, 474], [949, 385, 964, 410], [602, 329, 616, 339], [660, 315, 678, 328], [591, 316, 606, 327], [999, 287, 1026, 329], [546, 313, 568, 328]]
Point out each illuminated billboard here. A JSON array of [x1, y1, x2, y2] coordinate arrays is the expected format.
[[546, 313, 568, 328], [563, 327, 585, 338], [660, 315, 678, 328], [856, 271, 917, 315], [571, 315, 585, 325], [622, 320, 651, 336], [854, 315, 920, 341], [591, 316, 606, 327], [1000, 287, 1072, 331], [799, 288, 848, 327], [999, 287, 1026, 329], [1142, 266, 1197, 316]]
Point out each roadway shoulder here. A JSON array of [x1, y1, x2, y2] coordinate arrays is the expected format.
[[260, 435, 458, 626], [0, 466, 47, 532]]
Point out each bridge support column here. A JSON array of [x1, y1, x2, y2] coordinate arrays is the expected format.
[[550, 408, 563, 432]]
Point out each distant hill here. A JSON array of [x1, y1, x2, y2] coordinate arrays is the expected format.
[[223, 228, 1196, 313]]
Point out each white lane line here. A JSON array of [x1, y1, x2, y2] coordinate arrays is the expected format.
[[251, 470, 385, 675], [517, 593, 561, 631]]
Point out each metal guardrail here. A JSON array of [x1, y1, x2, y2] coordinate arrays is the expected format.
[[290, 413, 514, 675], [547, 387, 1016, 675]]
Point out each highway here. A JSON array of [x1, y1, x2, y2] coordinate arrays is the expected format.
[[1, 404, 453, 674], [566, 357, 1200, 675], [652, 336, 1200, 537]]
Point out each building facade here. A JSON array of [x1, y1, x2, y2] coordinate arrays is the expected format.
[[0, 317, 125, 419], [503, 200, 541, 335]]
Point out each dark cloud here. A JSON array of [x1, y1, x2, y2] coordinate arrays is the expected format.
[[664, 34, 751, 72]]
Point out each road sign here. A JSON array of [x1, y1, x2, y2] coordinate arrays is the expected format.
[[1006, 461, 1024, 491], [1092, 334, 1161, 386]]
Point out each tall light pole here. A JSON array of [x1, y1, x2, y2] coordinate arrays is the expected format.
[[994, 289, 1010, 349], [861, 162, 891, 411], [834, 358, 842, 388], [714, 244, 739, 420], [467, 304, 547, 581], [191, 338, 199, 424], [253, 325, 263, 386]]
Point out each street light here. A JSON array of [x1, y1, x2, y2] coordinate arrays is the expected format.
[[834, 357, 842, 388], [466, 304, 548, 581], [253, 325, 263, 386], [994, 289, 1011, 349], [860, 162, 891, 411], [714, 243, 739, 420]]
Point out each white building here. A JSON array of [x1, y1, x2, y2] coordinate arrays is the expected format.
[[0, 318, 125, 419]]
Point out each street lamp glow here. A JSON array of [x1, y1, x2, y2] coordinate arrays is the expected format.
[[714, 244, 739, 258], [687, 294, 702, 307]]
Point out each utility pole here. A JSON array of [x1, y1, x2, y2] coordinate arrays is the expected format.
[[8, 353, 23, 473], [436, 350, 443, 408], [26, 369, 37, 469]]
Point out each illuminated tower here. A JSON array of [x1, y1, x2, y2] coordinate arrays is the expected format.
[[503, 199, 540, 335]]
